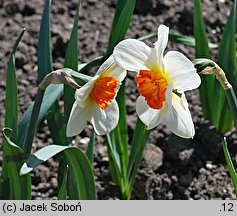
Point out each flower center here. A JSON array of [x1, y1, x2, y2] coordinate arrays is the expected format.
[[135, 70, 168, 109], [91, 77, 119, 110]]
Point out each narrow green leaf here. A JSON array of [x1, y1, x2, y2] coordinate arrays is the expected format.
[[194, 0, 215, 122], [0, 29, 25, 199], [38, 0, 68, 145], [38, 0, 52, 82], [105, 0, 136, 58], [104, 0, 135, 195], [225, 88, 237, 128], [64, 0, 81, 122], [58, 168, 68, 200], [86, 129, 95, 165], [106, 134, 122, 186], [46, 102, 68, 145], [215, 1, 237, 132], [20, 144, 96, 199], [79, 56, 103, 74], [65, 149, 96, 200], [126, 118, 150, 199], [223, 137, 237, 196], [57, 158, 68, 200], [18, 84, 63, 149], [3, 128, 31, 199], [5, 28, 25, 143], [18, 66, 92, 151], [107, 80, 129, 193]]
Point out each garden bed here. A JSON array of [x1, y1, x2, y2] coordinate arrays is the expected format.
[[0, 0, 236, 199]]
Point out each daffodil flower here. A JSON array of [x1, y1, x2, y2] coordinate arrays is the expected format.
[[66, 56, 126, 136], [113, 25, 201, 138]]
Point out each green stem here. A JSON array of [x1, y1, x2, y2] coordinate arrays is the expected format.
[[225, 87, 237, 127], [223, 138, 237, 197], [124, 118, 150, 199], [22, 89, 45, 157]]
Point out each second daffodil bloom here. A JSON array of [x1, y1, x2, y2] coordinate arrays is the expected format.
[[113, 24, 201, 138], [66, 56, 126, 136]]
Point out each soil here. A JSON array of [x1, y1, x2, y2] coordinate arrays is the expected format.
[[0, 0, 236, 200]]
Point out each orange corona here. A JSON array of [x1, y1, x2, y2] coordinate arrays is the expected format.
[[135, 70, 168, 109], [91, 77, 118, 110]]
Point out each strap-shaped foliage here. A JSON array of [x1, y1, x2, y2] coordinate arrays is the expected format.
[[20, 145, 96, 199], [194, 0, 214, 123], [3, 129, 31, 199], [1, 29, 27, 199], [194, 0, 236, 133], [64, 0, 81, 122]]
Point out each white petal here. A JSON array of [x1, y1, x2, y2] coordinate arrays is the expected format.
[[154, 25, 169, 70], [75, 75, 99, 107], [113, 39, 157, 72], [136, 96, 160, 129], [66, 101, 91, 137], [104, 63, 127, 84], [164, 51, 201, 91], [90, 100, 119, 135], [165, 94, 195, 138], [165, 83, 173, 109], [96, 55, 114, 75]]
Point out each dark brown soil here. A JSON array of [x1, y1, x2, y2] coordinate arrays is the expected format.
[[0, 0, 236, 200]]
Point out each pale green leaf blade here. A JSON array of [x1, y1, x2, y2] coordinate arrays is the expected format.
[[38, 0, 52, 82], [5, 28, 25, 143], [105, 0, 136, 57], [20, 145, 96, 199], [215, 1, 237, 132], [0, 29, 25, 199], [64, 0, 81, 122], [223, 137, 237, 196], [86, 129, 95, 165], [194, 0, 215, 122], [2, 128, 31, 199]]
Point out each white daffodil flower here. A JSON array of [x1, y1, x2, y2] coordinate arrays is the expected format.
[[66, 56, 126, 136], [113, 24, 201, 138]]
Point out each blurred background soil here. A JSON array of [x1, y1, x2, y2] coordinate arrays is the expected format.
[[0, 0, 236, 199]]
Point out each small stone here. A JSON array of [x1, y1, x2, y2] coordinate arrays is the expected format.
[[142, 143, 163, 171], [79, 137, 90, 145]]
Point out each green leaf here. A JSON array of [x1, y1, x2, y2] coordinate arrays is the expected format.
[[215, 1, 237, 132], [79, 56, 103, 74], [86, 129, 95, 165], [20, 145, 96, 199], [57, 158, 68, 200], [223, 137, 237, 196], [46, 102, 68, 145], [18, 67, 92, 152], [64, 0, 81, 122], [38, 0, 68, 145], [0, 29, 25, 199], [105, 0, 136, 58], [18, 85, 63, 154], [194, 0, 215, 123], [107, 80, 129, 194], [38, 0, 52, 83], [225, 88, 237, 128], [126, 118, 150, 199], [2, 128, 31, 199], [5, 28, 25, 143], [106, 134, 122, 186]]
